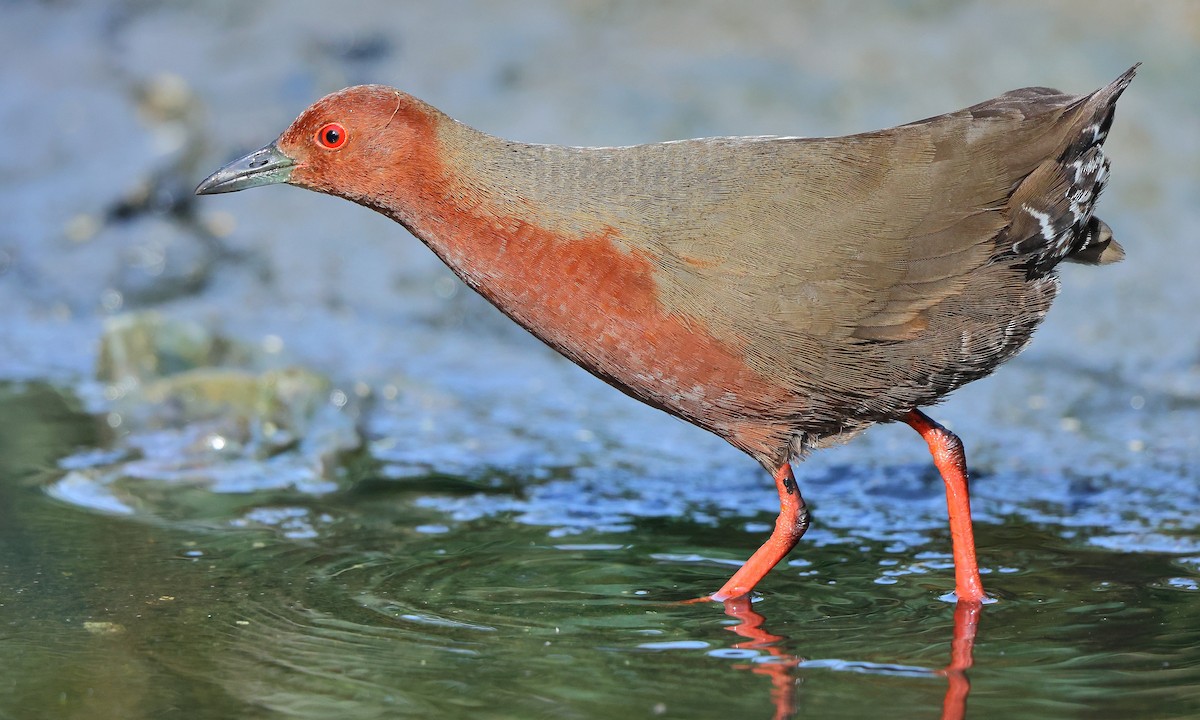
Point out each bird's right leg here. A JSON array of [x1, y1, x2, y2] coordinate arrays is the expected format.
[[710, 462, 809, 602]]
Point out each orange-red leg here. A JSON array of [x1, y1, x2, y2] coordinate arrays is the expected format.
[[904, 409, 987, 604], [711, 462, 809, 602]]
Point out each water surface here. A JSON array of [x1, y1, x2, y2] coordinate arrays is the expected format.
[[3, 383, 1198, 719]]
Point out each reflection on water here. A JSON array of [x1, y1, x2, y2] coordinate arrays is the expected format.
[[717, 595, 981, 720], [3, 383, 1200, 719], [720, 596, 804, 720]]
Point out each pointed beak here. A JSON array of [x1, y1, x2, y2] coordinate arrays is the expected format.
[[195, 142, 296, 195]]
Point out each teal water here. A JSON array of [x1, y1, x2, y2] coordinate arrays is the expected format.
[[4, 382, 1198, 719]]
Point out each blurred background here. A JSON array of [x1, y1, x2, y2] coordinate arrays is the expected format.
[[1, 2, 1197, 719]]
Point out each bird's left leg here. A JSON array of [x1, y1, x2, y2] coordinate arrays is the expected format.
[[904, 409, 987, 604]]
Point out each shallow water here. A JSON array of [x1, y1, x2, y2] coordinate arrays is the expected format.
[[4, 382, 1200, 719]]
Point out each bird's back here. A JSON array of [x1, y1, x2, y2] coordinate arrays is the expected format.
[[435, 67, 1134, 459]]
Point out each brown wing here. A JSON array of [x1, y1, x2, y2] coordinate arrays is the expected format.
[[645, 68, 1134, 380]]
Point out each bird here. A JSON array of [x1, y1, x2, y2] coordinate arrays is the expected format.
[[197, 65, 1137, 605]]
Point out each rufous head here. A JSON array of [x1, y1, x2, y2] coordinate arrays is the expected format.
[[195, 85, 440, 202]]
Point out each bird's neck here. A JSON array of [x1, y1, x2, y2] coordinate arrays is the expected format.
[[367, 121, 664, 350], [353, 121, 625, 305], [348, 119, 790, 462]]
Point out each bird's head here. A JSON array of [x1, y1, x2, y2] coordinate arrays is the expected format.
[[196, 86, 441, 203]]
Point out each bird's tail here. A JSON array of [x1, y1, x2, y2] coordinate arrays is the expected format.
[[1008, 64, 1138, 274]]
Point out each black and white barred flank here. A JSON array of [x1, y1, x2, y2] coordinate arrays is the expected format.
[[1004, 65, 1135, 275]]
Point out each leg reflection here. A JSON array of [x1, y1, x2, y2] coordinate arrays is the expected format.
[[715, 597, 982, 720], [937, 600, 981, 720], [722, 596, 801, 720]]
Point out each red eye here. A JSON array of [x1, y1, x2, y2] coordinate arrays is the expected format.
[[316, 122, 347, 149]]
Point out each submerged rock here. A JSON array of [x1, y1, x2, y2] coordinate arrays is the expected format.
[[53, 313, 364, 519]]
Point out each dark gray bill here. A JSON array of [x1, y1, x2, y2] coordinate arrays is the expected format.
[[195, 142, 295, 195]]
